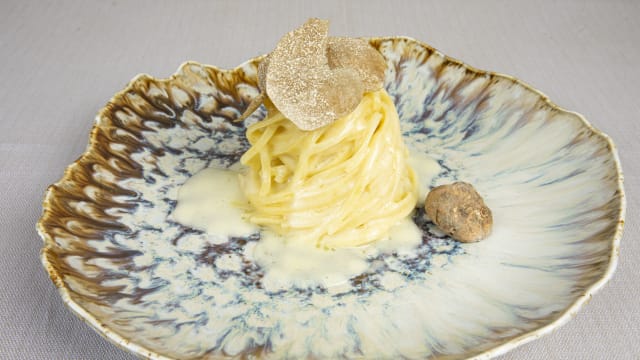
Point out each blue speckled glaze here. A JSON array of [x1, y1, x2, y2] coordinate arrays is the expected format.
[[38, 38, 624, 359]]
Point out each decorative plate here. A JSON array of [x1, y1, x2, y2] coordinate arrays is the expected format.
[[38, 37, 625, 359]]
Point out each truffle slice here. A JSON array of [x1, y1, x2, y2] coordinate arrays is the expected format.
[[235, 18, 387, 129], [326, 37, 386, 92], [265, 18, 363, 130]]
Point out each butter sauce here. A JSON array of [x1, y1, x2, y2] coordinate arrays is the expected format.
[[174, 152, 440, 292], [408, 151, 441, 202], [172, 167, 258, 238]]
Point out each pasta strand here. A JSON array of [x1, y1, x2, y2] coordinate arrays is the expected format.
[[240, 89, 417, 248]]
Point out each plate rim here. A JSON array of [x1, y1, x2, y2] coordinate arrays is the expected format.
[[37, 36, 626, 360]]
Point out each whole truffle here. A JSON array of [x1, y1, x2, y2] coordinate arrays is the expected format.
[[425, 182, 492, 242]]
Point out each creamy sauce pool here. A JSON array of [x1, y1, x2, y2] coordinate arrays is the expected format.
[[408, 151, 441, 201], [173, 151, 440, 292], [172, 167, 258, 238]]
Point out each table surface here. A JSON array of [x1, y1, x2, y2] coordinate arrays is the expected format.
[[1, 0, 638, 359]]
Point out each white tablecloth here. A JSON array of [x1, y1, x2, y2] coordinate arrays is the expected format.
[[1, 0, 638, 358]]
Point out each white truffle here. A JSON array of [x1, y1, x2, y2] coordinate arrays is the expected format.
[[425, 182, 492, 242]]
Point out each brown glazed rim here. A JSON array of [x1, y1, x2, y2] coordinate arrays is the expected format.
[[37, 36, 626, 359]]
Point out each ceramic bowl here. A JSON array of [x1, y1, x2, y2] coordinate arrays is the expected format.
[[38, 37, 625, 359]]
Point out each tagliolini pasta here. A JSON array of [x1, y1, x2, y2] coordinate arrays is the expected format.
[[239, 89, 417, 248]]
